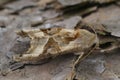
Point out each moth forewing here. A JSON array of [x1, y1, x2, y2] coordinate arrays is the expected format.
[[13, 27, 97, 64]]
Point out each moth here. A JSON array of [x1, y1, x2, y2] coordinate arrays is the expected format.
[[12, 27, 97, 64]]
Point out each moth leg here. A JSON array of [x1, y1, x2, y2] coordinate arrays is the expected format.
[[100, 42, 120, 53], [9, 62, 24, 71], [66, 52, 84, 80], [73, 52, 84, 67]]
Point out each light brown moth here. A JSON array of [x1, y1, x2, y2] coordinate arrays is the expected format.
[[13, 27, 97, 64]]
